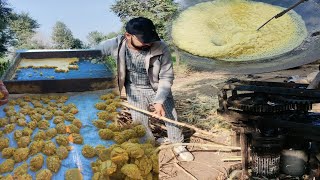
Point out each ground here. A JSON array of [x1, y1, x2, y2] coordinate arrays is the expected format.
[[158, 60, 320, 180]]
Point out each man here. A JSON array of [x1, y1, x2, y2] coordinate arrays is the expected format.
[[97, 17, 194, 161], [0, 81, 9, 106]]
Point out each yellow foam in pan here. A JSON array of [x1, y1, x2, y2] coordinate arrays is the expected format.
[[172, 0, 308, 61]]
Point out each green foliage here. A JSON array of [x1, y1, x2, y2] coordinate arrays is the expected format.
[[104, 56, 116, 73], [0, 56, 10, 78], [0, 0, 13, 57], [9, 12, 40, 49], [87, 31, 118, 46], [52, 21, 83, 49], [111, 0, 178, 40]]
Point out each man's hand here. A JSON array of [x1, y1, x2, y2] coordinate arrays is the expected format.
[[0, 83, 9, 106], [153, 103, 165, 118]]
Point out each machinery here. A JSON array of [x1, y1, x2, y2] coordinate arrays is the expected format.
[[218, 79, 320, 178]]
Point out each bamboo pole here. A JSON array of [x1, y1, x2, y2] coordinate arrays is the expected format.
[[121, 102, 216, 137]]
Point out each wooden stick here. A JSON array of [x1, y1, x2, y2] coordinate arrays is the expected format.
[[222, 157, 242, 162], [157, 143, 241, 151], [121, 102, 215, 137], [170, 149, 198, 180]]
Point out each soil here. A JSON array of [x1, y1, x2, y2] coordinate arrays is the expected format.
[[158, 60, 320, 180]]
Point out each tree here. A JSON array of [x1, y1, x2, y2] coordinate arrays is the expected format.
[[9, 12, 40, 49], [51, 21, 84, 49], [87, 31, 118, 46], [111, 0, 178, 40], [0, 0, 13, 57]]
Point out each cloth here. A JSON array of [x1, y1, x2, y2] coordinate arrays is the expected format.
[[125, 84, 184, 143], [96, 35, 174, 104], [125, 44, 151, 87]]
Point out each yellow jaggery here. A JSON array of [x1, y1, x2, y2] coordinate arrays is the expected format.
[[53, 116, 65, 124], [101, 160, 117, 176], [0, 159, 15, 173], [121, 143, 144, 159], [42, 141, 56, 156], [69, 133, 83, 144], [28, 121, 38, 130], [110, 147, 129, 164], [14, 130, 23, 140], [13, 147, 29, 162], [54, 110, 64, 116], [30, 113, 42, 122], [18, 58, 79, 72], [64, 113, 75, 121], [14, 162, 28, 176], [95, 102, 107, 110], [150, 153, 159, 173], [135, 155, 153, 176], [56, 145, 69, 160], [56, 134, 69, 146], [46, 155, 61, 173], [133, 125, 146, 138], [38, 120, 50, 130], [69, 107, 79, 114], [30, 140, 45, 155], [33, 130, 47, 141], [17, 136, 31, 148], [99, 129, 114, 140], [2, 147, 15, 158], [107, 123, 121, 132], [15, 174, 33, 180], [0, 118, 8, 127], [44, 111, 54, 120], [82, 145, 96, 158], [46, 128, 58, 140], [56, 122, 67, 134], [17, 118, 27, 127], [171, 0, 308, 61], [30, 153, 44, 171], [0, 137, 9, 151], [121, 164, 143, 180], [68, 124, 80, 134], [22, 127, 33, 136], [72, 119, 82, 129], [36, 169, 52, 180], [4, 124, 15, 134], [65, 168, 83, 180], [93, 119, 108, 129]]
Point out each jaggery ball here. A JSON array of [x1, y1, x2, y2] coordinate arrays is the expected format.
[[134, 155, 153, 176], [101, 160, 117, 176], [0, 117, 8, 127], [61, 105, 71, 113], [17, 118, 27, 127], [150, 153, 159, 173], [56, 146, 69, 160], [2, 147, 15, 158], [44, 111, 53, 120], [35, 107, 47, 115], [65, 168, 83, 180], [38, 120, 50, 130], [30, 113, 42, 122], [53, 116, 64, 124], [46, 155, 61, 173], [82, 145, 96, 158], [0, 137, 9, 151], [56, 135, 69, 146], [13, 162, 28, 176], [100, 93, 115, 100], [36, 169, 52, 180], [42, 141, 56, 156], [95, 102, 107, 110], [22, 127, 33, 136], [54, 110, 64, 116], [46, 128, 58, 140], [33, 130, 47, 141], [30, 140, 45, 156], [99, 129, 114, 140], [14, 130, 23, 140], [69, 133, 83, 144], [13, 147, 29, 162], [110, 147, 129, 164], [113, 132, 127, 144], [17, 136, 31, 148], [121, 164, 143, 180], [4, 123, 15, 134], [64, 113, 75, 121], [93, 119, 107, 129], [30, 153, 44, 171], [121, 143, 144, 159], [28, 121, 38, 130], [56, 123, 67, 134], [107, 123, 121, 132], [68, 124, 80, 134], [95, 145, 111, 161], [134, 125, 146, 138], [0, 159, 15, 173], [72, 118, 82, 129]]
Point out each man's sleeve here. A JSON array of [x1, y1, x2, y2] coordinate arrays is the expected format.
[[95, 36, 119, 58], [153, 46, 174, 104]]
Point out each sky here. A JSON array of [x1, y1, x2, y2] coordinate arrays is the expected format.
[[8, 0, 123, 43]]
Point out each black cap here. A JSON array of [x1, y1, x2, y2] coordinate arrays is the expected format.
[[125, 17, 160, 43]]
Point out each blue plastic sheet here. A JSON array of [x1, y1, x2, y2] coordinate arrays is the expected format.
[[14, 59, 113, 80], [0, 90, 115, 180]]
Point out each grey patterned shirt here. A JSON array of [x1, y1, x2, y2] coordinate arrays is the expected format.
[[125, 44, 151, 88]]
